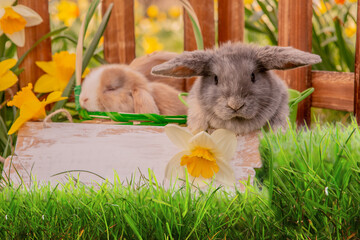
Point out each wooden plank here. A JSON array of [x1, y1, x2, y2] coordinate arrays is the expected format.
[[355, 0, 360, 123], [278, 0, 313, 125], [102, 0, 135, 64], [312, 71, 354, 112], [218, 0, 244, 45], [17, 0, 52, 88], [184, 0, 215, 91], [3, 122, 261, 188]]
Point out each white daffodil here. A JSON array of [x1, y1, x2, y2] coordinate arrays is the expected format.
[[0, 0, 43, 47], [165, 124, 237, 188]]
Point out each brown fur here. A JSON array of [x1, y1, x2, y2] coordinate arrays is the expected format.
[[81, 64, 187, 115], [151, 82, 187, 115], [129, 51, 185, 91]]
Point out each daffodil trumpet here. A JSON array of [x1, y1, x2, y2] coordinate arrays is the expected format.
[[164, 124, 237, 188], [0, 0, 43, 47]]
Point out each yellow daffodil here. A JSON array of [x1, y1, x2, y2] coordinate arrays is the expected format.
[[168, 6, 181, 19], [335, 0, 345, 4], [142, 36, 163, 54], [349, 0, 357, 3], [7, 83, 67, 135], [0, 0, 43, 47], [245, 0, 254, 5], [56, 0, 79, 27], [0, 59, 18, 91], [345, 22, 357, 37], [34, 51, 89, 93], [157, 12, 167, 22], [316, 0, 331, 15], [147, 5, 159, 19], [165, 125, 237, 187]]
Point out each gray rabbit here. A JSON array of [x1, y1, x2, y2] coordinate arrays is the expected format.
[[152, 43, 321, 135]]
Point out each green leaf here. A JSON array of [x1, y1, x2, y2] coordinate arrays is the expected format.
[[334, 17, 354, 71], [84, 0, 101, 36]]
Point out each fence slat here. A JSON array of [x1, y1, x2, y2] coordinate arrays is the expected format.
[[102, 0, 135, 64], [184, 0, 215, 91], [17, 0, 52, 89], [312, 71, 354, 112], [355, 0, 360, 124], [218, 0, 244, 45], [278, 0, 313, 126]]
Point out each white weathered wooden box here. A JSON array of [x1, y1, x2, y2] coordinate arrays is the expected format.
[[3, 122, 261, 188]]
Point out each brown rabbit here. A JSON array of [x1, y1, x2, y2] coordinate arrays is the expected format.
[[79, 64, 187, 116]]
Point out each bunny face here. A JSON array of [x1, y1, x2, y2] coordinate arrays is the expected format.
[[195, 55, 273, 122], [80, 64, 159, 114], [80, 65, 136, 112], [152, 42, 322, 134]]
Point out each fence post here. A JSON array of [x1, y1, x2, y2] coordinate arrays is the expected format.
[[17, 0, 52, 89], [184, 0, 215, 91], [278, 0, 313, 126], [355, 0, 360, 124], [218, 0, 244, 45], [102, 0, 135, 64]]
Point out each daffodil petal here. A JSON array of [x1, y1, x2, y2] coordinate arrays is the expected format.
[[214, 160, 235, 187], [13, 5, 43, 27], [165, 151, 188, 182], [6, 29, 25, 47], [0, 0, 15, 8], [0, 58, 17, 76], [189, 175, 209, 188], [34, 74, 58, 93], [44, 91, 67, 105], [7, 102, 43, 135], [211, 129, 237, 161], [82, 67, 90, 78], [0, 70, 18, 91], [165, 125, 193, 150], [36, 61, 56, 75], [7, 116, 27, 135], [189, 131, 216, 151]]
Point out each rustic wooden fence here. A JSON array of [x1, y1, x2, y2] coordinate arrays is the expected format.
[[16, 0, 360, 126]]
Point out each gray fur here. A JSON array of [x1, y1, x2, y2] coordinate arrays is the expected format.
[[151, 42, 322, 135]]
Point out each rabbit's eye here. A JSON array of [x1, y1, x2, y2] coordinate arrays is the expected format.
[[251, 73, 256, 83], [214, 75, 218, 85], [105, 86, 117, 92]]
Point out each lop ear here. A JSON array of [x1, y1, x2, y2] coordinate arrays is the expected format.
[[151, 50, 212, 78], [256, 46, 322, 70], [132, 88, 160, 114]]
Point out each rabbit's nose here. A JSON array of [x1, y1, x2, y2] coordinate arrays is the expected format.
[[227, 98, 244, 111]]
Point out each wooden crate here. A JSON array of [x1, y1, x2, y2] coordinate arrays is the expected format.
[[3, 122, 261, 188]]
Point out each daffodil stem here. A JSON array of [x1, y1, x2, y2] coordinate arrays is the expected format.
[[0, 35, 7, 59]]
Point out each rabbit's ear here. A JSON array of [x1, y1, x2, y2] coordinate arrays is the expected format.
[[151, 51, 211, 78], [132, 88, 160, 114], [256, 46, 322, 70]]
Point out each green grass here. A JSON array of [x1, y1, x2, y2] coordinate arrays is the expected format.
[[0, 121, 360, 239]]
